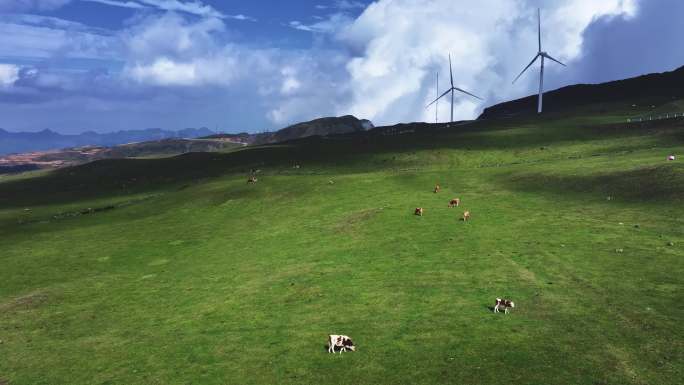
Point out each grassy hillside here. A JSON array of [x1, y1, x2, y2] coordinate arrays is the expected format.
[[480, 65, 684, 119], [0, 107, 682, 384]]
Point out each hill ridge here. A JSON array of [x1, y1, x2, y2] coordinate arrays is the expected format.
[[480, 65, 684, 119]]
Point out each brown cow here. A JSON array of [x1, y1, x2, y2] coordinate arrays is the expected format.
[[462, 210, 471, 221], [449, 198, 461, 208], [434, 184, 441, 193], [415, 207, 424, 216]]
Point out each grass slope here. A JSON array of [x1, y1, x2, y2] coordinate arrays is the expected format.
[[0, 108, 683, 385]]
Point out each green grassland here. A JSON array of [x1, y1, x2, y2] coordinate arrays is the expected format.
[[0, 108, 682, 384]]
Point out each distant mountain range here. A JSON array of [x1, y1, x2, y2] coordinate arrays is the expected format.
[[0, 127, 215, 156], [479, 65, 684, 119]]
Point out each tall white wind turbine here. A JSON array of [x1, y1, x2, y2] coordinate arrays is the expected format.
[[512, 8, 566, 114], [435, 72, 439, 123], [427, 54, 482, 123]]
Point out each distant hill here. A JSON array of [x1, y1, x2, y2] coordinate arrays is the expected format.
[[0, 127, 215, 156], [0, 138, 242, 174], [202, 115, 374, 145], [479, 65, 684, 119], [254, 115, 374, 145]]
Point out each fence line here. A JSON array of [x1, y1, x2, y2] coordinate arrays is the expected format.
[[628, 112, 684, 123]]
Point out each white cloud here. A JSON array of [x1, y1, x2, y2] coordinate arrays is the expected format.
[[80, 0, 256, 21], [228, 14, 256, 22], [0, 14, 119, 60], [121, 13, 267, 87], [122, 13, 224, 61], [128, 57, 196, 85], [289, 13, 353, 33], [137, 0, 223, 18], [280, 67, 301, 95], [81, 0, 146, 9], [0, 64, 20, 86]]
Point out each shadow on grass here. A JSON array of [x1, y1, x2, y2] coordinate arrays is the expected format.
[[502, 164, 684, 202], [0, 149, 292, 208], [2, 117, 683, 209]]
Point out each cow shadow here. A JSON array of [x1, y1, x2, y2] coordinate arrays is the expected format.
[[323, 344, 353, 353]]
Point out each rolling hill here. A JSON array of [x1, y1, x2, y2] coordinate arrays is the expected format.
[[479, 65, 684, 119], [0, 73, 682, 385], [202, 115, 374, 145]]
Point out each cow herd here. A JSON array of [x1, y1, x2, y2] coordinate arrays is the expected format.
[[328, 183, 516, 355], [415, 184, 470, 222], [329, 298, 515, 353], [244, 172, 516, 354]]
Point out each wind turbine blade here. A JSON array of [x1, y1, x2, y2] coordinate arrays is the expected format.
[[453, 87, 482, 100], [543, 53, 566, 66], [449, 53, 454, 87], [426, 89, 452, 108], [512, 54, 540, 84], [538, 8, 541, 52]]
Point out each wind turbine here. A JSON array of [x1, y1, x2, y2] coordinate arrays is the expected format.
[[435, 72, 439, 123], [512, 8, 566, 114], [427, 54, 482, 123]]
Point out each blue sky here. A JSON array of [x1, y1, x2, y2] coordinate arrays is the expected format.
[[0, 0, 683, 134]]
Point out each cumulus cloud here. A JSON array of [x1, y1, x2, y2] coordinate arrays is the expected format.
[[117, 11, 346, 125], [120, 13, 267, 87], [560, 0, 684, 85], [0, 64, 20, 86]]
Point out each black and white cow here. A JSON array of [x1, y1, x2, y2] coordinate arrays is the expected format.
[[328, 334, 356, 353], [494, 298, 515, 314]]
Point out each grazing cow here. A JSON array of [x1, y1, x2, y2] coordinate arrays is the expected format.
[[668, 155, 676, 161], [462, 210, 471, 221], [328, 334, 356, 353], [247, 176, 258, 184], [449, 198, 461, 208], [434, 184, 441, 193], [494, 298, 515, 314], [415, 207, 424, 216]]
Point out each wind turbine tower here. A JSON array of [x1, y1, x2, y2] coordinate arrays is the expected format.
[[435, 72, 439, 123], [427, 54, 482, 123], [512, 8, 566, 114]]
